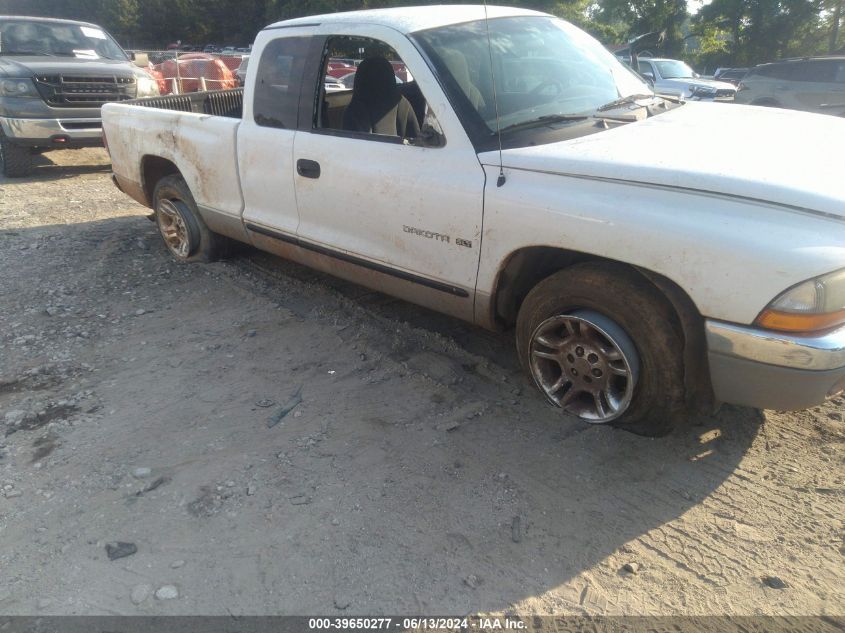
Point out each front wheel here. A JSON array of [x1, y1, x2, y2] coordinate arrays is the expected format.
[[0, 133, 32, 177], [516, 262, 685, 436]]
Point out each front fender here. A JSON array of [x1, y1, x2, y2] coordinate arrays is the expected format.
[[476, 166, 845, 325]]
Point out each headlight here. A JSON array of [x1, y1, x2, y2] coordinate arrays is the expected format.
[[756, 269, 845, 332], [136, 75, 160, 98], [0, 78, 39, 98]]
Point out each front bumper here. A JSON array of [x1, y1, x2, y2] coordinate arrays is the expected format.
[[0, 116, 103, 147], [706, 320, 845, 410], [689, 93, 736, 102]]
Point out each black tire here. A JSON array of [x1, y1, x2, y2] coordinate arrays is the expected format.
[[751, 98, 780, 108], [152, 174, 228, 263], [0, 133, 32, 177], [515, 262, 685, 437]]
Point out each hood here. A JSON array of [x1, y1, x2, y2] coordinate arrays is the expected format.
[[0, 56, 135, 78], [661, 77, 735, 90], [484, 102, 844, 219]]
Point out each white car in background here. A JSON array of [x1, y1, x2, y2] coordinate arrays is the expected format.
[[324, 77, 347, 92], [734, 57, 845, 116], [638, 57, 736, 101], [235, 55, 249, 86]]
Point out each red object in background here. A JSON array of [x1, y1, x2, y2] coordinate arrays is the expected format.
[[141, 63, 168, 95], [326, 60, 356, 79], [325, 60, 408, 83], [217, 55, 242, 74], [326, 66, 354, 79], [154, 53, 236, 94], [391, 61, 410, 83]]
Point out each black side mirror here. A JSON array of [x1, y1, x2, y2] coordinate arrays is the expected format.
[[413, 110, 446, 148], [131, 52, 149, 68], [415, 123, 445, 148]]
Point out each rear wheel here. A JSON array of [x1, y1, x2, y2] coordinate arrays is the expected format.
[[516, 262, 685, 436], [750, 98, 780, 108], [152, 174, 228, 262], [0, 133, 32, 177]]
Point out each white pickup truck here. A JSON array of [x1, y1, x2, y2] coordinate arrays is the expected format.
[[103, 5, 845, 436]]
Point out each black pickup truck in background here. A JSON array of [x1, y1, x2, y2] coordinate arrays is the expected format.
[[0, 15, 159, 177]]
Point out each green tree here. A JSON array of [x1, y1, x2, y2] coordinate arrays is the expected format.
[[695, 0, 828, 65], [592, 0, 690, 55]]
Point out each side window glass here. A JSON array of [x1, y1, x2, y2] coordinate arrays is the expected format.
[[637, 61, 652, 75], [253, 36, 309, 129], [836, 63, 845, 83], [801, 61, 835, 83], [770, 62, 809, 81], [314, 35, 441, 146]]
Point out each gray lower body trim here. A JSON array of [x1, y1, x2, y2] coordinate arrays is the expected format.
[[706, 319, 845, 409], [245, 222, 470, 298], [708, 352, 845, 410], [197, 206, 250, 242], [113, 174, 148, 208]]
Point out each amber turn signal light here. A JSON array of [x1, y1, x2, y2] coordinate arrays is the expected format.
[[755, 309, 845, 333]]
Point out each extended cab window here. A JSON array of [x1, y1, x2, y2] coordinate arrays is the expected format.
[[253, 36, 309, 129], [313, 36, 432, 144]]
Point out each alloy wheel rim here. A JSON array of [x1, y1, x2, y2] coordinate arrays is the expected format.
[[157, 199, 191, 259], [529, 310, 639, 423]]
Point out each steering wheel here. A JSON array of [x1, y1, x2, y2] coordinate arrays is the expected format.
[[530, 77, 567, 97]]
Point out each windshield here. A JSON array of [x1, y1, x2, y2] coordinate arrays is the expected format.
[[414, 16, 650, 136], [0, 19, 127, 60], [654, 60, 695, 79]]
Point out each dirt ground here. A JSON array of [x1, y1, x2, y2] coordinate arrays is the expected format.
[[0, 148, 843, 617]]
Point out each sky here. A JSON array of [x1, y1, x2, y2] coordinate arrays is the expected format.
[[687, 0, 714, 15]]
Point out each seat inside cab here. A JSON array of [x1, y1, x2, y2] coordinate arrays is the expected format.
[[316, 36, 429, 140]]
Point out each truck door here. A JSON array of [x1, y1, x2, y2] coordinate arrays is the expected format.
[[290, 26, 485, 320], [821, 60, 845, 114], [238, 33, 312, 236]]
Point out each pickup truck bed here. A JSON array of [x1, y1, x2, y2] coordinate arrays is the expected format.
[[108, 89, 246, 223], [125, 88, 244, 118]]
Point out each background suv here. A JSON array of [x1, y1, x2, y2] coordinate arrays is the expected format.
[[734, 57, 845, 116], [637, 57, 736, 101], [714, 67, 748, 86], [0, 15, 159, 177]]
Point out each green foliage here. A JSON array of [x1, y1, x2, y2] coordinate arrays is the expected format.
[[694, 0, 833, 66], [0, 0, 835, 64], [592, 0, 689, 55]]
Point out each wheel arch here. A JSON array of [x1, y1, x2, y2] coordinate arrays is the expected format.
[[141, 155, 182, 208], [488, 246, 714, 410]]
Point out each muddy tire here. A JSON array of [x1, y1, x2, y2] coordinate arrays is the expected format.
[[0, 133, 32, 177], [516, 262, 685, 437], [152, 174, 228, 263]]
